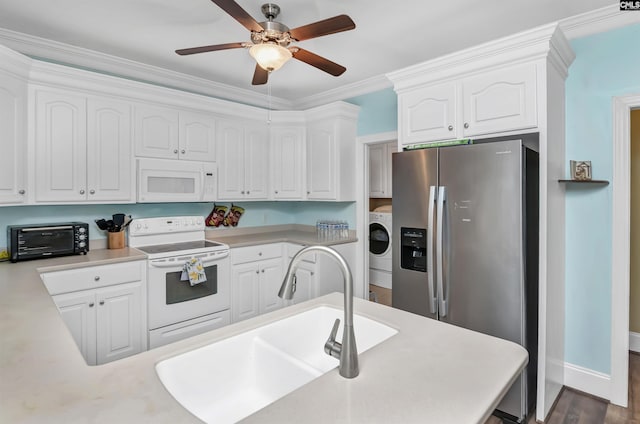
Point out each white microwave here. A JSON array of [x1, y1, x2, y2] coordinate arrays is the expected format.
[[137, 158, 217, 203]]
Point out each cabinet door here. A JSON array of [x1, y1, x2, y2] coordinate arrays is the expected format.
[[217, 119, 245, 199], [134, 104, 179, 159], [306, 121, 336, 199], [231, 263, 260, 322], [0, 73, 27, 204], [462, 63, 537, 137], [369, 144, 386, 198], [259, 258, 284, 314], [290, 264, 314, 305], [271, 126, 304, 200], [53, 291, 97, 365], [34, 90, 87, 202], [95, 281, 144, 365], [179, 111, 216, 161], [87, 99, 133, 202], [400, 82, 457, 145], [244, 123, 269, 199]]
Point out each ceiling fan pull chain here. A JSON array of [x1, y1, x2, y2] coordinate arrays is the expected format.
[[267, 76, 272, 124]]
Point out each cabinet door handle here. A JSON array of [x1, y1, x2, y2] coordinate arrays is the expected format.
[[463, 122, 469, 129], [448, 125, 453, 131], [89, 302, 95, 307], [311, 272, 315, 276], [181, 149, 186, 154], [307, 191, 310, 195], [18, 189, 25, 195], [89, 189, 95, 195], [99, 301, 105, 305], [258, 252, 262, 256], [79, 189, 85, 195], [255, 270, 259, 274], [94, 276, 100, 281], [261, 269, 265, 273], [173, 149, 178, 154], [247, 191, 250, 195], [241, 191, 245, 195], [274, 190, 278, 194]]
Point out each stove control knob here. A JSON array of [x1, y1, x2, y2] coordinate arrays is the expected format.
[[135, 223, 142, 230]]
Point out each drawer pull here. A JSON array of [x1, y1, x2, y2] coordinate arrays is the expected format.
[[89, 302, 95, 307], [99, 300, 105, 306], [94, 276, 100, 281]]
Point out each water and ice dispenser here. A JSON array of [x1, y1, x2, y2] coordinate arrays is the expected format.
[[400, 227, 427, 272]]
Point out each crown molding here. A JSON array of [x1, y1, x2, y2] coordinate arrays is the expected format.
[[0, 27, 293, 110], [291, 74, 393, 109], [559, 4, 640, 40]]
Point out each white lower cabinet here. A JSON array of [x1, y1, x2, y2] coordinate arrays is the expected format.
[[42, 261, 147, 365], [231, 244, 283, 323]]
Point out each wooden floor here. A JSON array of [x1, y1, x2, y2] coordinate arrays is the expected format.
[[485, 353, 640, 424]]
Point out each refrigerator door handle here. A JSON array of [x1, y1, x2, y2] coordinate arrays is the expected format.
[[427, 185, 437, 314], [436, 186, 447, 317]]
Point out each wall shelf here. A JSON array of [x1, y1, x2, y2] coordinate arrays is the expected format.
[[558, 179, 609, 186]]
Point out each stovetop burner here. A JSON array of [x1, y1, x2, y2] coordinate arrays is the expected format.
[[135, 240, 224, 255]]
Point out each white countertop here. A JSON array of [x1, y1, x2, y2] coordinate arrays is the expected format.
[[0, 246, 526, 423]]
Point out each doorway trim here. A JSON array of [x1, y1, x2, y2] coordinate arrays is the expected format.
[[355, 131, 398, 303], [610, 94, 640, 406]]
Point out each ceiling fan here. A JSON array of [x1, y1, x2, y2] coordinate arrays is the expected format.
[[176, 0, 355, 85]]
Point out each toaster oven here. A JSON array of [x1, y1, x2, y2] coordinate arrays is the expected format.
[[7, 222, 89, 262]]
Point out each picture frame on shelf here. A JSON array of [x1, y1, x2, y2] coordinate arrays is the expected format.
[[570, 160, 592, 181]]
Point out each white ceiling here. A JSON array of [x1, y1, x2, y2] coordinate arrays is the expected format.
[[0, 0, 621, 108]]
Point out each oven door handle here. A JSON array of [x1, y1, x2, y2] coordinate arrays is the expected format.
[[148, 252, 228, 268]]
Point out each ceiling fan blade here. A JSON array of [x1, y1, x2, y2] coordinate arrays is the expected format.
[[211, 0, 263, 32], [288, 15, 355, 42], [291, 48, 346, 76], [176, 42, 245, 55], [252, 64, 269, 85]]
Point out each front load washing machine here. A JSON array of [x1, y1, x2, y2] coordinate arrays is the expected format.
[[369, 212, 392, 290]]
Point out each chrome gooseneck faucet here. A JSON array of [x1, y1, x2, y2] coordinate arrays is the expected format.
[[278, 245, 359, 378]]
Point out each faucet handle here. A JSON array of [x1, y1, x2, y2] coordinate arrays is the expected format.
[[292, 275, 297, 295], [324, 318, 342, 359]]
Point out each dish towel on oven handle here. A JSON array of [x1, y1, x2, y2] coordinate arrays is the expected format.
[[181, 257, 207, 286]]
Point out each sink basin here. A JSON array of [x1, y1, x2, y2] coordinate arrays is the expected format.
[[156, 306, 398, 424]]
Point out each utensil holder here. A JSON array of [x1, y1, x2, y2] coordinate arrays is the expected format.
[[107, 231, 125, 249]]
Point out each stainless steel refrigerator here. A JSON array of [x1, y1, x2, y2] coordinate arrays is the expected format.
[[391, 135, 539, 423]]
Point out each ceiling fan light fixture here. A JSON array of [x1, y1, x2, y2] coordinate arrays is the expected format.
[[249, 42, 292, 72]]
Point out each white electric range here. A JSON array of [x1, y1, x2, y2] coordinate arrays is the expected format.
[[129, 216, 231, 348]]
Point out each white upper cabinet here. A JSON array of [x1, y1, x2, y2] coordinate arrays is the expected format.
[[34, 89, 88, 202], [217, 119, 269, 200], [134, 104, 179, 159], [270, 125, 305, 200], [401, 82, 457, 145], [33, 87, 134, 203], [369, 141, 396, 198], [87, 99, 133, 202], [461, 63, 537, 137], [305, 103, 359, 201], [179, 111, 216, 162], [393, 62, 537, 146], [134, 104, 216, 161], [0, 67, 27, 205]]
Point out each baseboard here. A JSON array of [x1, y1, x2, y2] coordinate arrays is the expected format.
[[564, 362, 611, 401], [630, 332, 640, 353]]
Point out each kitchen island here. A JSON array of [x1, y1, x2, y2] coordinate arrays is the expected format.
[[0, 250, 527, 423]]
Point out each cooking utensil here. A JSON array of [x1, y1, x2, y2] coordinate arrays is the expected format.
[[95, 219, 108, 231], [113, 213, 126, 227], [122, 215, 132, 230], [105, 219, 115, 232]]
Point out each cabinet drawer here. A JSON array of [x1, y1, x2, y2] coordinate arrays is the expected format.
[[42, 261, 144, 295], [285, 243, 317, 264], [231, 243, 281, 265]]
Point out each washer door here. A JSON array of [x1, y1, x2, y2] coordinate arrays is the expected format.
[[369, 222, 390, 255]]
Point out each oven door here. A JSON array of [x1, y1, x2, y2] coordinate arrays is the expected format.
[[147, 250, 230, 330]]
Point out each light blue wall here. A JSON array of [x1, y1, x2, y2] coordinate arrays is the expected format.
[[565, 23, 640, 374], [345, 88, 398, 136]]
